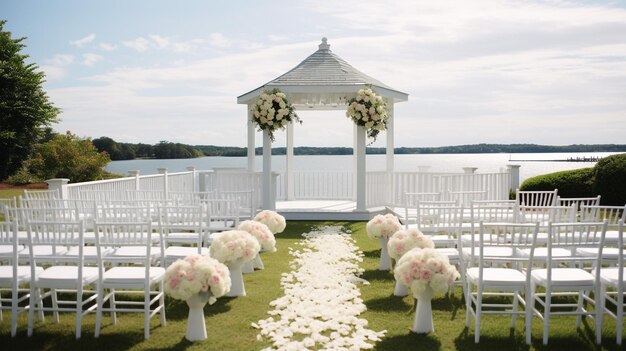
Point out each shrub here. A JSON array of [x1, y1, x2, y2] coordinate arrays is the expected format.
[[519, 167, 595, 198], [20, 131, 111, 183], [593, 153, 626, 205]]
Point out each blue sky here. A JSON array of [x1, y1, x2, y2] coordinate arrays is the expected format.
[[3, 0, 626, 147]]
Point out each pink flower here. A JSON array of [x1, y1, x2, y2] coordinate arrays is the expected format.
[[420, 269, 432, 280], [169, 277, 180, 289]]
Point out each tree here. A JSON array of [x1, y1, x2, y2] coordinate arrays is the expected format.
[[0, 20, 59, 180]]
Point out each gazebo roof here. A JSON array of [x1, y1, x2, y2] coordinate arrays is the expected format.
[[237, 38, 408, 107]]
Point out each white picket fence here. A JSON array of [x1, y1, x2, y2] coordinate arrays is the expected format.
[[56, 167, 512, 209]]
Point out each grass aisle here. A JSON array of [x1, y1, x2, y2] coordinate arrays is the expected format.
[[1, 220, 625, 350]]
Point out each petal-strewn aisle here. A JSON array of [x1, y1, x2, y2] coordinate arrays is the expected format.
[[253, 226, 386, 350]]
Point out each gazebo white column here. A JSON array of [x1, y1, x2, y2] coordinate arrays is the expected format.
[[355, 126, 366, 211], [286, 122, 295, 200], [247, 104, 255, 172], [262, 130, 274, 210], [386, 102, 395, 172]]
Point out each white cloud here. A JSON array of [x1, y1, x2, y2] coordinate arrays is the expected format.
[[99, 43, 117, 51], [123, 37, 150, 52], [40, 54, 75, 80], [82, 53, 103, 66], [208, 33, 231, 48], [70, 34, 96, 47]]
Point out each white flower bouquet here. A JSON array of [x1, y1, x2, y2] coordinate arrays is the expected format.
[[238, 220, 276, 252], [394, 248, 460, 296], [209, 230, 260, 264], [251, 88, 301, 142], [254, 210, 286, 234], [346, 87, 388, 142], [163, 254, 231, 304], [366, 214, 402, 239], [387, 229, 434, 260]]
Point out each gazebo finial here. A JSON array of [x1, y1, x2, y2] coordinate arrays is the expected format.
[[319, 37, 330, 50]]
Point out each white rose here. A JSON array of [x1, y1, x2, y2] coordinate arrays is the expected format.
[[281, 119, 288, 126]]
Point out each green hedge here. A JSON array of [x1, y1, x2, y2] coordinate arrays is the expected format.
[[519, 153, 626, 205], [519, 167, 595, 198], [593, 153, 626, 205]]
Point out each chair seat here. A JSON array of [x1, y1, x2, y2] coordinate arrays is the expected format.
[[65, 246, 113, 261], [531, 268, 595, 287], [102, 266, 165, 287], [604, 230, 621, 243], [467, 267, 527, 286], [434, 248, 459, 260], [0, 244, 24, 255], [111, 246, 162, 258], [37, 266, 99, 289], [427, 235, 456, 247], [460, 233, 499, 245], [0, 265, 43, 286], [576, 247, 621, 260], [18, 245, 68, 259], [165, 232, 203, 243], [598, 267, 626, 288], [164, 246, 209, 258], [462, 246, 514, 259], [518, 247, 572, 259]]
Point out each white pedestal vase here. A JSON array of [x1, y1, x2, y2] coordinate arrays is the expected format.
[[227, 258, 246, 297], [253, 252, 265, 270], [242, 259, 255, 274], [411, 286, 434, 334], [393, 280, 409, 296], [185, 293, 210, 341], [379, 237, 392, 271]]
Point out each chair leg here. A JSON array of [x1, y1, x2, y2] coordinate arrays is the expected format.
[[94, 285, 103, 338], [465, 282, 472, 328], [144, 288, 150, 339], [51, 289, 60, 324], [543, 290, 551, 345], [617, 291, 623, 346], [475, 289, 482, 343], [511, 291, 519, 328], [595, 285, 604, 345], [75, 289, 82, 339], [159, 282, 166, 327], [575, 290, 584, 329], [525, 284, 534, 345], [27, 286, 35, 337], [10, 294, 17, 337], [110, 289, 117, 325]]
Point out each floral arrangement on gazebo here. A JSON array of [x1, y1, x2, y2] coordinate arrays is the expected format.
[[251, 88, 301, 142], [346, 87, 388, 141]]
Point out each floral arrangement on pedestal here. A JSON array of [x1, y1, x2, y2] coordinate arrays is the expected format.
[[251, 88, 301, 142], [394, 248, 459, 296], [346, 87, 388, 142], [209, 230, 261, 264], [387, 229, 434, 260], [163, 254, 231, 304], [254, 210, 286, 235], [366, 214, 402, 239], [238, 220, 276, 252]]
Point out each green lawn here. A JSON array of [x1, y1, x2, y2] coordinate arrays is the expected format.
[[1, 220, 624, 350]]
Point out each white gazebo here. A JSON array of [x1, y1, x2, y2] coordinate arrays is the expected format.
[[237, 38, 409, 213]]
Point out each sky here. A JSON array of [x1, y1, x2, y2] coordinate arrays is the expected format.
[[2, 0, 626, 148]]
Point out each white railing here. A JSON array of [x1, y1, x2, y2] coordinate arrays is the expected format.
[[58, 167, 512, 210]]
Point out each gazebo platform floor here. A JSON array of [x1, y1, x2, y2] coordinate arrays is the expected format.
[[276, 200, 388, 221]]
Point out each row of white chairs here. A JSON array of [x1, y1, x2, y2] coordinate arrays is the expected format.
[[464, 220, 625, 346]]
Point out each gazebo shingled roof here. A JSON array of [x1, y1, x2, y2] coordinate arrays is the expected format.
[[237, 38, 408, 106]]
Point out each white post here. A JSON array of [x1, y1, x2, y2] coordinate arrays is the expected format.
[[186, 166, 198, 192], [353, 124, 358, 201], [247, 106, 256, 172], [356, 126, 367, 211], [507, 164, 521, 192], [286, 122, 295, 200], [386, 102, 395, 172], [262, 130, 273, 210], [128, 170, 140, 190], [158, 168, 168, 199], [45, 178, 70, 199]]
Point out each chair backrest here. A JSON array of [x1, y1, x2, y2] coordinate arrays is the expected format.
[[95, 204, 152, 223], [0, 220, 20, 261], [518, 205, 576, 225], [416, 204, 464, 236], [201, 198, 240, 228], [580, 205, 626, 229], [471, 202, 517, 223], [447, 190, 486, 206], [79, 190, 127, 202], [169, 191, 217, 205], [0, 198, 18, 221], [25, 220, 87, 265], [94, 220, 156, 266], [219, 190, 255, 220], [557, 195, 601, 210], [405, 192, 442, 207], [126, 190, 166, 202], [473, 222, 540, 273], [158, 205, 205, 230], [23, 189, 59, 201], [20, 206, 81, 223], [515, 189, 558, 207], [21, 198, 75, 210]]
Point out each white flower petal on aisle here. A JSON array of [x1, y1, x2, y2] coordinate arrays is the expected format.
[[252, 226, 386, 350]]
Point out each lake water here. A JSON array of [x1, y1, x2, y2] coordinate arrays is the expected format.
[[105, 152, 621, 184]]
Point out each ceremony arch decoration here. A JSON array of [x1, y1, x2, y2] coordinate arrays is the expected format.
[[237, 38, 409, 211]]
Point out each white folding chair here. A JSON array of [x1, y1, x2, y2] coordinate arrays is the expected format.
[[580, 205, 626, 244], [93, 220, 165, 339], [202, 198, 240, 244], [158, 205, 209, 266], [461, 201, 517, 246], [515, 189, 558, 207], [219, 190, 256, 221], [403, 192, 441, 227], [465, 222, 539, 344], [596, 220, 625, 345], [528, 221, 608, 345], [448, 190, 486, 207], [22, 189, 59, 201], [557, 195, 601, 211], [25, 219, 99, 339], [0, 220, 42, 337]]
